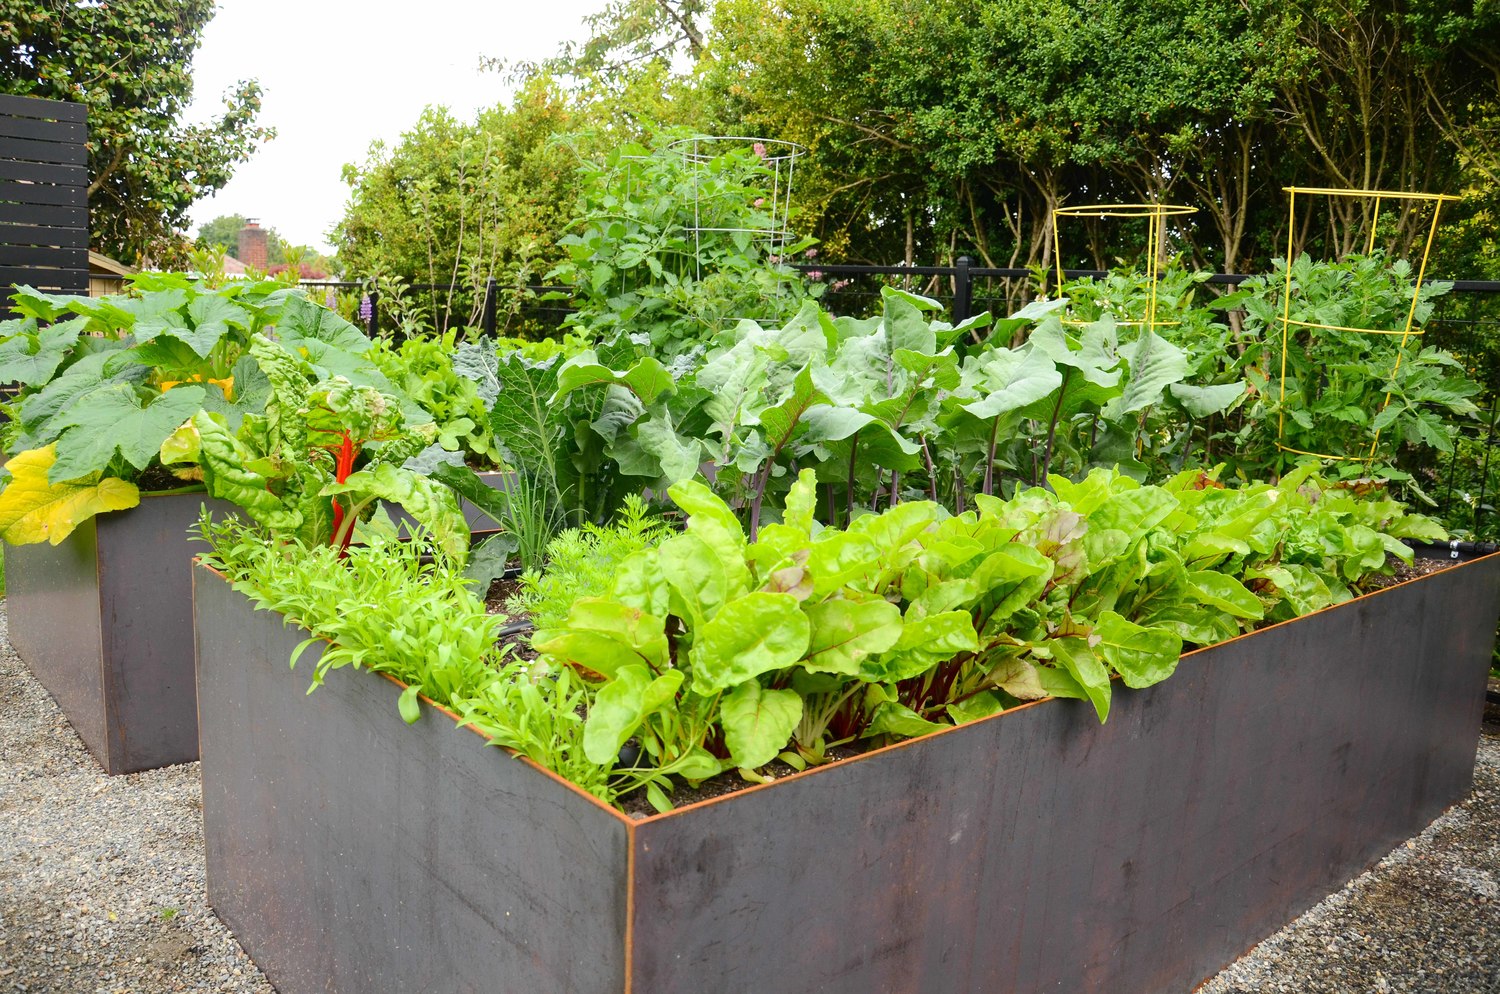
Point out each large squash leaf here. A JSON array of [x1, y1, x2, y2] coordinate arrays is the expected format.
[[0, 318, 84, 386], [0, 445, 139, 545], [49, 383, 207, 483]]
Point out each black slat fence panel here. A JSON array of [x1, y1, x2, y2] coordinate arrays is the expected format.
[[0, 180, 87, 207], [0, 134, 87, 166], [0, 95, 89, 318], [0, 115, 87, 144], [0, 202, 87, 227], [0, 93, 86, 122], [0, 223, 87, 249], [0, 245, 86, 268], [0, 159, 87, 186]]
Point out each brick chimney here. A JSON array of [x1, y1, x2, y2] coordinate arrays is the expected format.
[[237, 220, 268, 270]]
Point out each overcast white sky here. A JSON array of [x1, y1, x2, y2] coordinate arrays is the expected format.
[[184, 0, 604, 254]]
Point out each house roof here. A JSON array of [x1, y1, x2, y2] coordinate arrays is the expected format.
[[87, 251, 135, 277]]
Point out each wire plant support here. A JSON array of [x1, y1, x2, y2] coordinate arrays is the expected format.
[[1274, 186, 1462, 463], [667, 136, 805, 285], [1051, 202, 1198, 333]]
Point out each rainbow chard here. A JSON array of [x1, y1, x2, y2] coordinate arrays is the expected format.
[[161, 337, 465, 563]]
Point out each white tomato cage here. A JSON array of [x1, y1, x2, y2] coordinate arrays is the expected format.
[[666, 136, 806, 282]]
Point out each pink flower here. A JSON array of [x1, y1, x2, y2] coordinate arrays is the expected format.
[[752, 142, 767, 159], [808, 270, 824, 281], [753, 198, 765, 208], [804, 248, 818, 259]]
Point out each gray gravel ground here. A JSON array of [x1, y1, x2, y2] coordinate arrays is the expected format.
[[0, 596, 1496, 993]]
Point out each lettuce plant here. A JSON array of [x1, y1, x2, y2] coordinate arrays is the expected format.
[[369, 330, 504, 467]]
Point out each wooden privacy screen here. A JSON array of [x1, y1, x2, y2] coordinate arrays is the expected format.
[[0, 93, 88, 319]]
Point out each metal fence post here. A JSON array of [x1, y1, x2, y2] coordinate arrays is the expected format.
[[953, 255, 974, 324], [483, 277, 498, 338]]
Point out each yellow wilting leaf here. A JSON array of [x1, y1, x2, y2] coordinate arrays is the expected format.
[[161, 374, 234, 400], [0, 445, 140, 545]]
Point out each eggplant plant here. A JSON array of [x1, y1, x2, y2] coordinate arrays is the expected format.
[[1226, 253, 1478, 487]]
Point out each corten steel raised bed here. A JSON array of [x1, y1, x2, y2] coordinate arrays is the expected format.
[[192, 550, 1500, 994], [6, 490, 232, 774]]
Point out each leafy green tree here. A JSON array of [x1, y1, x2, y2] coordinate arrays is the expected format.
[[0, 0, 273, 267], [194, 214, 253, 259], [494, 0, 709, 84], [700, 0, 1497, 279], [334, 76, 587, 332]]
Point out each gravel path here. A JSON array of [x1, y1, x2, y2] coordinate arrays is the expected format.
[[0, 598, 1496, 993]]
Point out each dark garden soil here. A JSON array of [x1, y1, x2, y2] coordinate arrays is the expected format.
[[137, 463, 201, 492], [1361, 551, 1462, 591]]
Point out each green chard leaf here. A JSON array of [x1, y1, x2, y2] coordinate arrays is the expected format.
[[721, 681, 803, 770]]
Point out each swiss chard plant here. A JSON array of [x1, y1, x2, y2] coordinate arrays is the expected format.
[[529, 463, 1444, 809], [161, 336, 466, 562]]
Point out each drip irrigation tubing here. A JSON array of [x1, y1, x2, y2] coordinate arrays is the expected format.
[[1402, 538, 1500, 558]]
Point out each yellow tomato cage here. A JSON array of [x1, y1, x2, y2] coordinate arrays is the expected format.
[[1051, 202, 1198, 332], [1274, 186, 1460, 463]]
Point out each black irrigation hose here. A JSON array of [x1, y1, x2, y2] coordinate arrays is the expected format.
[[497, 619, 535, 638], [1403, 538, 1500, 558]]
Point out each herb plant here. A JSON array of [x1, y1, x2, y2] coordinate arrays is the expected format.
[[510, 495, 670, 630], [195, 513, 607, 799]]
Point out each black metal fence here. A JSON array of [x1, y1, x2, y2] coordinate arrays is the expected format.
[[0, 93, 88, 319]]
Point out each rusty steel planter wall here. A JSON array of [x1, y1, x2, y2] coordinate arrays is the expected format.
[[192, 552, 1500, 994], [6, 491, 230, 774]]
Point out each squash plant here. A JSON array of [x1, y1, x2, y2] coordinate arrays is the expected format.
[[0, 275, 294, 544], [0, 276, 453, 551]]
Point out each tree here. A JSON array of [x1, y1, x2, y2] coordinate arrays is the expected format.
[[492, 0, 710, 84], [194, 214, 254, 259], [700, 0, 1498, 278], [334, 76, 591, 332], [0, 0, 272, 267]]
